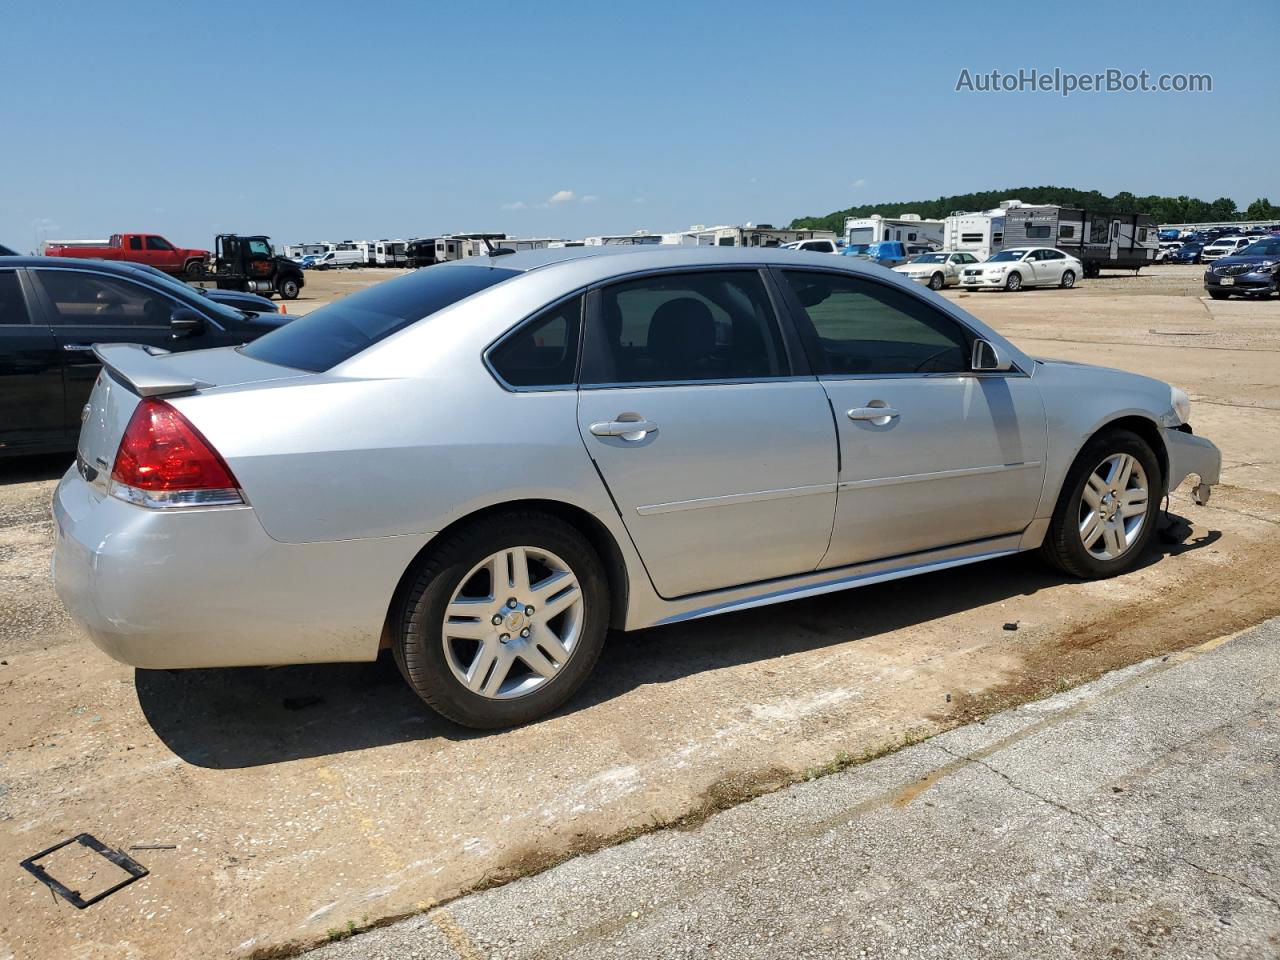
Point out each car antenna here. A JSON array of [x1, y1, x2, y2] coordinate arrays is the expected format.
[[483, 238, 515, 257]]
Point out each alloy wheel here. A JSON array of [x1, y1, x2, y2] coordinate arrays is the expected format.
[[1078, 453, 1149, 561], [441, 546, 584, 700]]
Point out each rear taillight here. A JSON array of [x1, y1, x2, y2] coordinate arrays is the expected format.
[[110, 399, 244, 508]]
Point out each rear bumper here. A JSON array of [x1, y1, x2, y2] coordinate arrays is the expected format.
[[51, 466, 430, 669], [1164, 427, 1221, 495]]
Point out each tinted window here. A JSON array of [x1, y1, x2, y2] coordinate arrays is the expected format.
[[145, 236, 173, 251], [783, 271, 971, 376], [34, 270, 176, 326], [0, 272, 31, 324], [128, 236, 143, 250], [1026, 225, 1051, 239], [582, 270, 788, 385], [243, 264, 519, 372], [489, 295, 582, 388]]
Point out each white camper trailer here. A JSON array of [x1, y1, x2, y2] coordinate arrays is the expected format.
[[844, 214, 945, 249], [283, 243, 331, 261], [672, 225, 836, 248], [943, 211, 1006, 260], [374, 240, 408, 266], [583, 232, 663, 246]]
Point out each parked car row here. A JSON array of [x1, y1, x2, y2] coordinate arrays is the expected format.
[[1203, 236, 1280, 300]]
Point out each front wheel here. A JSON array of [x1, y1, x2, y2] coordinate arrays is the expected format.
[[184, 260, 206, 280], [928, 272, 945, 290], [1208, 290, 1230, 300], [394, 512, 610, 728], [1060, 269, 1076, 289], [1041, 429, 1162, 579], [1005, 271, 1023, 292]]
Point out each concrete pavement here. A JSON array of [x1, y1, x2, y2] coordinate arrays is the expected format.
[[309, 618, 1280, 960]]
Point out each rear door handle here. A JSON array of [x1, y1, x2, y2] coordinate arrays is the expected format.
[[589, 419, 659, 440], [847, 406, 900, 421], [62, 344, 95, 352]]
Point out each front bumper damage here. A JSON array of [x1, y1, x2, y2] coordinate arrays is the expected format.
[[1164, 426, 1221, 505]]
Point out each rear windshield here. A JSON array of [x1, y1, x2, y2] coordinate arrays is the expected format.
[[243, 265, 519, 371]]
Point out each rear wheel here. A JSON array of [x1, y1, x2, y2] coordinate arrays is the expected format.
[[393, 512, 610, 728], [928, 272, 945, 290], [1041, 429, 1162, 579], [1005, 271, 1023, 292], [1060, 269, 1076, 289]]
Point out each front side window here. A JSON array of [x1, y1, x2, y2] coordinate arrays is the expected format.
[[248, 239, 271, 256], [582, 270, 788, 385], [489, 295, 582, 388], [34, 270, 175, 326], [145, 236, 174, 251], [128, 236, 143, 251], [783, 271, 971, 376]]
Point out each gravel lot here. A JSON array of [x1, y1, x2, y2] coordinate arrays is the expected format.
[[1, 263, 1278, 959]]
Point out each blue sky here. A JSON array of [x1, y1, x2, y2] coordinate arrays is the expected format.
[[2, 0, 1275, 250]]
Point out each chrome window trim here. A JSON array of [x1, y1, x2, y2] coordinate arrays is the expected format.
[[579, 374, 815, 392]]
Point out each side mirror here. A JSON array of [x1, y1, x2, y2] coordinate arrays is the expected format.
[[972, 338, 1014, 372], [170, 308, 206, 338]]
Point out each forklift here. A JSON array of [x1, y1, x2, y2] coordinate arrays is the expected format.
[[210, 234, 305, 300]]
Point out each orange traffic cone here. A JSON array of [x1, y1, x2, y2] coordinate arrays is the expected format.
[[279, 303, 287, 315]]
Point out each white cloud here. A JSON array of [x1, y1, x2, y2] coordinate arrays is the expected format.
[[500, 201, 527, 210], [580, 194, 599, 204], [548, 189, 576, 205], [852, 178, 868, 188]]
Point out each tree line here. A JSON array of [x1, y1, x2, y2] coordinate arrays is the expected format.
[[789, 187, 1280, 233]]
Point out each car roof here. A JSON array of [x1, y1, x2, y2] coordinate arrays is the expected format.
[[0, 255, 191, 276]]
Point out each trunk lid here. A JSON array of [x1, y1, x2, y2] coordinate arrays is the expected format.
[[77, 344, 305, 498]]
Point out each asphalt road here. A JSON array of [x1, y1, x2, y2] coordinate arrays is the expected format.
[[309, 617, 1280, 960]]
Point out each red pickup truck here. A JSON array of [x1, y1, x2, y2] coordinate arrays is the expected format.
[[44, 233, 210, 278]]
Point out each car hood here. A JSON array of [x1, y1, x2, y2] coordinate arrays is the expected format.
[[1212, 253, 1277, 268]]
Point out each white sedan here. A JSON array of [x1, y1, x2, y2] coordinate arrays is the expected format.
[[959, 247, 1083, 292], [892, 251, 984, 290]]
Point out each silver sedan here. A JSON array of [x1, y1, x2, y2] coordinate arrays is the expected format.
[[52, 247, 1221, 728]]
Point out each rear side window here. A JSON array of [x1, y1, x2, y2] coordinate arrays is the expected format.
[[582, 270, 788, 385], [243, 265, 519, 372], [783, 271, 972, 376], [0, 272, 31, 324], [488, 295, 582, 388]]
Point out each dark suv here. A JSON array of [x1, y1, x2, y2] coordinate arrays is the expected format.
[[0, 256, 288, 456], [1203, 237, 1280, 300]]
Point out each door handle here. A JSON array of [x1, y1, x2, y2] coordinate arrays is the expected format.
[[62, 344, 95, 352], [589, 419, 659, 440], [847, 406, 900, 422]]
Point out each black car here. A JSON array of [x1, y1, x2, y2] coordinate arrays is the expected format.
[[1203, 237, 1280, 300], [0, 256, 289, 457], [119, 261, 280, 313], [1170, 242, 1204, 264]]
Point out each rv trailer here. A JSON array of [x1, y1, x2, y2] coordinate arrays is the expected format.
[[943, 210, 1006, 261], [1001, 205, 1158, 276], [374, 240, 408, 266], [673, 225, 837, 248], [844, 214, 944, 249]]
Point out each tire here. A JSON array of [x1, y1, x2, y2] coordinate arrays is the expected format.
[[1005, 271, 1023, 292], [184, 260, 205, 280], [1060, 269, 1076, 289], [278, 276, 301, 300], [393, 511, 610, 728], [928, 272, 945, 291], [1208, 291, 1230, 300], [1040, 428, 1162, 580], [1084, 263, 1101, 279]]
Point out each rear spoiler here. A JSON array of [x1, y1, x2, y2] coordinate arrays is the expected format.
[[92, 344, 211, 398]]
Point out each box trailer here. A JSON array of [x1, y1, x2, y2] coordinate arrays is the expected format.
[[1001, 205, 1158, 276]]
